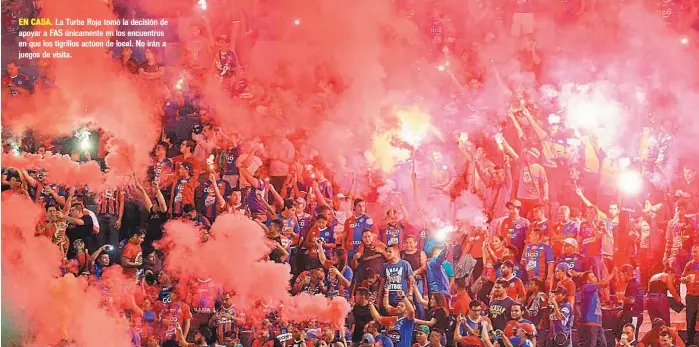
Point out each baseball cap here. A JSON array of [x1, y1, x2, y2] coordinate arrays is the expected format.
[[553, 286, 569, 296], [555, 262, 571, 272], [416, 325, 430, 335], [295, 197, 306, 205], [562, 238, 578, 248], [361, 333, 375, 344], [525, 147, 541, 159], [505, 200, 522, 209]]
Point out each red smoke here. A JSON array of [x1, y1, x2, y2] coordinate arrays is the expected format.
[[161, 215, 351, 328], [1, 153, 106, 187], [3, 0, 162, 182], [1, 195, 132, 347]]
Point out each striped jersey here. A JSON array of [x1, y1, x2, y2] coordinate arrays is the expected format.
[[380, 222, 407, 248], [201, 179, 231, 221], [521, 242, 554, 280], [215, 305, 238, 342], [97, 187, 123, 215], [172, 178, 197, 215], [153, 157, 175, 188]]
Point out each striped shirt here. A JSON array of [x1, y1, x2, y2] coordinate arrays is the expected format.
[[97, 187, 123, 215]]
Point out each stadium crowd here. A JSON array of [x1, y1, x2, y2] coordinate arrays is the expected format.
[[2, 0, 699, 347]]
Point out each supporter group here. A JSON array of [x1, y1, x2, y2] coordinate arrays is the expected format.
[[2, 0, 699, 347]]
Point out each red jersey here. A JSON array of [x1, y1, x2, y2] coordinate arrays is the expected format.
[[497, 276, 526, 302], [303, 226, 323, 259], [171, 177, 198, 215], [38, 220, 69, 257], [121, 242, 142, 279], [533, 219, 553, 243], [452, 291, 472, 317], [157, 301, 192, 340], [173, 155, 201, 181], [188, 279, 222, 315]]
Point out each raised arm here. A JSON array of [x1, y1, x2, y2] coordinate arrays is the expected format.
[[575, 187, 608, 219], [209, 173, 227, 208], [311, 181, 329, 207], [19, 168, 36, 187], [413, 251, 428, 277], [521, 104, 547, 140], [598, 267, 617, 287], [237, 165, 261, 190], [269, 184, 285, 208], [508, 108, 525, 139], [90, 244, 109, 265], [136, 180, 153, 212], [501, 137, 520, 161], [398, 197, 409, 226], [117, 188, 125, 229]]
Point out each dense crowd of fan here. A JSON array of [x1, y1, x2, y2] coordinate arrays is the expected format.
[[2, 0, 699, 347]]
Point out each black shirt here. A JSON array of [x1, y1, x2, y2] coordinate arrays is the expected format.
[[269, 235, 285, 263], [430, 307, 449, 333], [67, 214, 93, 245], [358, 245, 386, 282], [351, 304, 372, 342], [489, 297, 515, 331], [147, 207, 168, 241]]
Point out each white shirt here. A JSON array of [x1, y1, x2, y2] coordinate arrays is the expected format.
[[85, 208, 100, 232]]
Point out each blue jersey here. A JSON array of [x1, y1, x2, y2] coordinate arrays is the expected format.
[[4, 73, 35, 95], [386, 316, 415, 347], [32, 182, 65, 208], [266, 214, 300, 234], [317, 227, 335, 258], [296, 212, 312, 237], [582, 284, 602, 326], [375, 334, 394, 347], [426, 247, 450, 295], [556, 253, 587, 287], [623, 278, 644, 316], [550, 302, 573, 336], [495, 261, 526, 281], [383, 260, 413, 303], [317, 179, 333, 201]]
